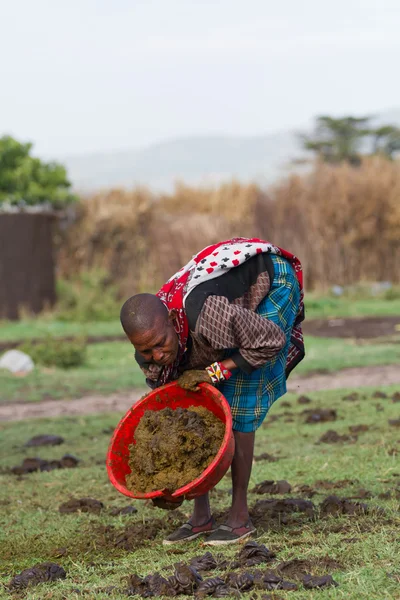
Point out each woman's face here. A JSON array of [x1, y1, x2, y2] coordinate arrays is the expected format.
[[129, 312, 180, 366]]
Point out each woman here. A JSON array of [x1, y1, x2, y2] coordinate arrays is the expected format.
[[120, 237, 305, 545]]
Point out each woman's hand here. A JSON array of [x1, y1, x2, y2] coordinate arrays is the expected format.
[[176, 369, 213, 392]]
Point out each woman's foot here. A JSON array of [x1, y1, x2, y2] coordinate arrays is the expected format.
[[203, 521, 256, 546], [163, 516, 216, 545]]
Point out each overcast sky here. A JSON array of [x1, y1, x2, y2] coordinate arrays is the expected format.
[[1, 0, 399, 158]]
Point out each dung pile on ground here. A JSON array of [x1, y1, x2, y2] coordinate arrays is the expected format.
[[373, 390, 388, 399], [125, 564, 202, 597], [126, 406, 225, 493], [120, 543, 339, 597], [24, 434, 65, 447], [59, 497, 104, 514], [8, 562, 66, 591], [303, 408, 337, 423], [379, 488, 400, 500], [253, 452, 279, 462], [314, 479, 356, 490], [97, 519, 165, 551], [342, 392, 359, 402], [297, 395, 312, 404], [292, 483, 317, 497], [190, 552, 219, 573], [277, 557, 342, 580], [109, 505, 138, 516], [251, 480, 292, 494], [234, 541, 276, 567], [318, 430, 358, 444], [320, 494, 370, 516], [250, 498, 316, 529], [349, 424, 370, 434], [10, 454, 80, 474]]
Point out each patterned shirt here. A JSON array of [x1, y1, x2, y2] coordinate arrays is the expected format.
[[136, 253, 287, 384], [186, 272, 286, 373]]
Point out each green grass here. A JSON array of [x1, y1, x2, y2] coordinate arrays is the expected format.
[[1, 294, 399, 344], [0, 318, 122, 342], [1, 336, 400, 404], [295, 336, 400, 375], [305, 294, 400, 319], [0, 342, 144, 403], [1, 385, 399, 599]]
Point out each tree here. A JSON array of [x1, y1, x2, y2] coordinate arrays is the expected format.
[[301, 116, 370, 165], [372, 125, 400, 159], [0, 135, 77, 208], [302, 116, 400, 165]]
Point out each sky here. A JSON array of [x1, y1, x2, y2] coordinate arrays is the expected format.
[[1, 0, 399, 158]]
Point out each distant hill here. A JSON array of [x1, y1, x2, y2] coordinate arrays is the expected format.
[[63, 108, 400, 193]]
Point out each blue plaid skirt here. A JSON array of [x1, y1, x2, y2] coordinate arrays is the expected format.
[[218, 255, 301, 432]]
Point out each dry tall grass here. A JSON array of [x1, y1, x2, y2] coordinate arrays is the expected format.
[[57, 158, 400, 295]]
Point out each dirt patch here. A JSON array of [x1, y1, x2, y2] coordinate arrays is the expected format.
[[59, 497, 104, 514], [389, 419, 400, 428], [8, 562, 66, 591], [9, 454, 79, 475], [24, 434, 65, 447], [287, 365, 400, 394], [0, 388, 147, 421], [302, 315, 400, 339], [1, 365, 400, 422], [126, 406, 225, 493]]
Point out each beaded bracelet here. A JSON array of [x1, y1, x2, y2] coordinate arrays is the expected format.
[[205, 361, 233, 384]]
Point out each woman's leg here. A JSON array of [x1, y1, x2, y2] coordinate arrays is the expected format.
[[226, 430, 255, 527]]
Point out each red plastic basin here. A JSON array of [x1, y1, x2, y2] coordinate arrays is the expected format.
[[106, 382, 234, 502]]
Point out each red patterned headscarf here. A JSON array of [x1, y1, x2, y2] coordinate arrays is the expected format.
[[157, 237, 304, 384]]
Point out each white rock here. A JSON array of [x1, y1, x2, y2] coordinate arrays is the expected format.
[[0, 350, 34, 374]]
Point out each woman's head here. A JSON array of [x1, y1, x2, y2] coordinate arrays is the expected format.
[[120, 294, 180, 365]]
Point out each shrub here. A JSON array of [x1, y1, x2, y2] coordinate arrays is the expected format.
[[19, 337, 87, 369], [55, 158, 400, 294], [56, 270, 121, 322]]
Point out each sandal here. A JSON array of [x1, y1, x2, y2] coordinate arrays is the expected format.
[[163, 517, 216, 545], [203, 521, 256, 546]]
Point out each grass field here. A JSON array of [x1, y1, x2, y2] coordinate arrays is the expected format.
[[1, 385, 399, 599], [1, 336, 400, 403], [1, 294, 400, 343]]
